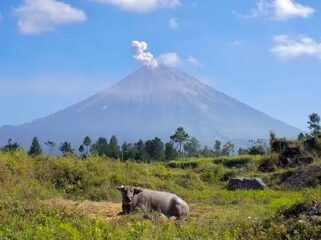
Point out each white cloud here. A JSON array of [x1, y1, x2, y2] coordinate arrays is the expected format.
[[131, 40, 158, 68], [158, 52, 180, 67], [131, 40, 201, 68], [186, 56, 202, 66], [271, 35, 321, 59], [94, 0, 180, 13], [158, 52, 201, 67], [14, 0, 86, 34], [168, 17, 178, 29], [251, 0, 315, 21]]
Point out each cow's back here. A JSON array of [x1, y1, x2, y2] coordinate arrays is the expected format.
[[134, 189, 189, 219]]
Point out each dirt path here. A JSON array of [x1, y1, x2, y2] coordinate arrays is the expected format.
[[45, 198, 122, 220]]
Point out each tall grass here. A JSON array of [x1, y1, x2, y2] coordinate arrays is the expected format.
[[0, 151, 321, 239]]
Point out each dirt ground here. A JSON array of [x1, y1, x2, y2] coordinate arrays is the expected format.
[[45, 198, 122, 220]]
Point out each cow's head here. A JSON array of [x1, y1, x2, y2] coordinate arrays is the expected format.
[[117, 185, 142, 205]]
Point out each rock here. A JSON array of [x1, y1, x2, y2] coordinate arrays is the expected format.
[[279, 146, 314, 167], [281, 164, 321, 190], [281, 201, 321, 219], [227, 177, 266, 191]]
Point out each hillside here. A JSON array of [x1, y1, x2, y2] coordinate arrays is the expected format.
[[1, 151, 321, 239], [0, 65, 300, 147]]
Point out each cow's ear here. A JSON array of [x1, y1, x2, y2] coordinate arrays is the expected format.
[[117, 185, 125, 191], [133, 187, 142, 194]]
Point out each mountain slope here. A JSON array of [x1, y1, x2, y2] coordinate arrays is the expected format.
[[0, 65, 300, 146]]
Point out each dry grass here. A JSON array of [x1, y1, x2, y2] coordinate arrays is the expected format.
[[44, 198, 122, 220]]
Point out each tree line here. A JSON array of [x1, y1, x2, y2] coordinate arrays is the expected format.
[[1, 113, 321, 162]]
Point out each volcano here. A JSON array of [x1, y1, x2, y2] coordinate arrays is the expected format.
[[0, 65, 300, 146]]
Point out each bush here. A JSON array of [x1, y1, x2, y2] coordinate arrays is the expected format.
[[257, 154, 279, 172], [213, 155, 259, 169]]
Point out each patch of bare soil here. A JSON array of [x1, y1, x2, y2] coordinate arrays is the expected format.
[[44, 198, 122, 220]]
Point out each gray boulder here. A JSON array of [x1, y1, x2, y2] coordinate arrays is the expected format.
[[227, 177, 266, 191]]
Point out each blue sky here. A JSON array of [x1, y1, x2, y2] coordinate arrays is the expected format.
[[0, 0, 320, 131]]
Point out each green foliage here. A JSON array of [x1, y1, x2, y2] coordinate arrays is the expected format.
[[213, 140, 222, 157], [165, 142, 178, 161], [134, 140, 148, 162], [28, 137, 43, 156], [1, 151, 321, 239], [247, 139, 268, 155], [170, 127, 189, 154], [2, 138, 20, 152], [184, 137, 200, 157], [83, 136, 92, 155], [91, 137, 108, 156], [308, 113, 321, 137], [59, 142, 74, 155], [145, 137, 165, 162], [121, 142, 137, 161], [222, 141, 235, 156], [107, 135, 121, 159]]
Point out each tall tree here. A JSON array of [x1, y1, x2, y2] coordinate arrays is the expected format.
[[28, 137, 42, 156], [91, 137, 108, 156], [298, 132, 305, 141], [170, 127, 189, 154], [134, 140, 147, 162], [145, 137, 165, 161], [248, 139, 267, 155], [269, 131, 276, 150], [107, 135, 121, 159], [308, 113, 321, 137], [222, 141, 235, 156], [165, 142, 178, 161], [59, 142, 74, 155], [238, 148, 249, 155], [83, 136, 92, 155], [213, 140, 222, 157], [121, 142, 137, 161], [184, 137, 200, 157], [199, 146, 213, 158], [79, 145, 85, 155]]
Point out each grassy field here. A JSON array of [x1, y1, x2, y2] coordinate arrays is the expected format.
[[0, 150, 320, 239]]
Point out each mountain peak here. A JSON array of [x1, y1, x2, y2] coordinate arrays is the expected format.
[[0, 66, 300, 147]]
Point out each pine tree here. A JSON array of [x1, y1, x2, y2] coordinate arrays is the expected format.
[[213, 140, 222, 157], [170, 127, 189, 154], [79, 145, 85, 154], [83, 136, 92, 155], [165, 142, 178, 161], [134, 140, 147, 162], [28, 137, 42, 156], [145, 137, 165, 162], [121, 142, 136, 161], [308, 113, 321, 137], [184, 137, 200, 157], [199, 146, 213, 158], [91, 137, 108, 156], [298, 132, 306, 141], [107, 135, 121, 159]]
